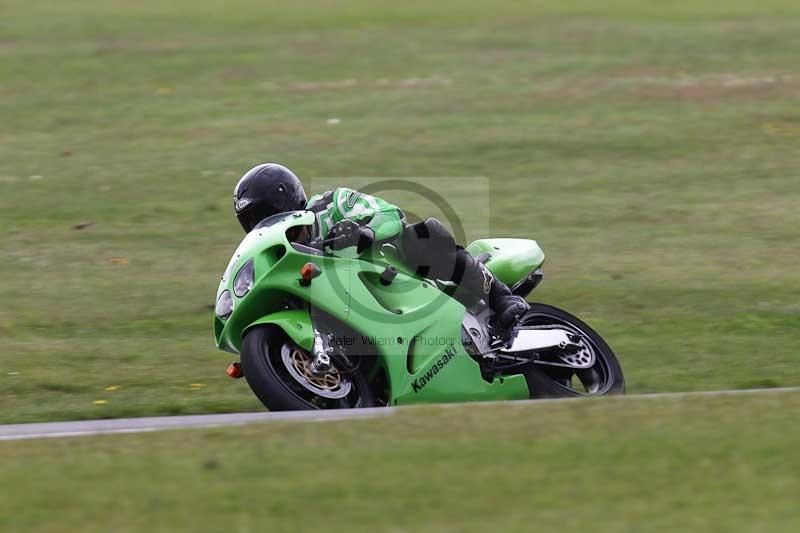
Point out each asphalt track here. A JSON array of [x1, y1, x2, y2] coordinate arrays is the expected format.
[[1, 387, 798, 441]]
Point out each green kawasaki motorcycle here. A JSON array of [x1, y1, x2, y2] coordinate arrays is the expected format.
[[214, 211, 624, 410]]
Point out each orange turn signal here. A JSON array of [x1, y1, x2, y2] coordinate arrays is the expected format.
[[226, 362, 244, 379], [299, 262, 322, 286]]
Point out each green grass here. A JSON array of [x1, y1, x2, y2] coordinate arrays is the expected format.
[[2, 0, 800, 423], [1, 391, 798, 532]]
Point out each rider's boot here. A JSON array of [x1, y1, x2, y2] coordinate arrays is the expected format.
[[455, 250, 530, 332], [490, 279, 530, 331]]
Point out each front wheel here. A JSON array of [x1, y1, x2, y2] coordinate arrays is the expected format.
[[241, 326, 377, 411], [521, 303, 625, 398]]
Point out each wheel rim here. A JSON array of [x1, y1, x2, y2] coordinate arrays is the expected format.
[[522, 312, 614, 395], [265, 339, 367, 409]]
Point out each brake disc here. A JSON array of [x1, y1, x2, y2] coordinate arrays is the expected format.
[[281, 343, 352, 399]]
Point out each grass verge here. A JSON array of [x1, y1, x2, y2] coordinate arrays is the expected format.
[[1, 391, 799, 532]]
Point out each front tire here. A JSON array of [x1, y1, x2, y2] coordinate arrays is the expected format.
[[241, 326, 377, 411], [521, 304, 625, 398]]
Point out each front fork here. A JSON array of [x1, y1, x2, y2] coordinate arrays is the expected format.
[[310, 329, 333, 374]]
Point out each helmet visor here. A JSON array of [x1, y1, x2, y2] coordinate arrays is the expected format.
[[237, 206, 272, 233]]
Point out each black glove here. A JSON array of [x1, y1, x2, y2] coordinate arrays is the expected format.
[[326, 220, 374, 253]]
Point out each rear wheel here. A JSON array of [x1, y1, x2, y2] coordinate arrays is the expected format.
[[241, 326, 377, 411], [521, 304, 625, 398]]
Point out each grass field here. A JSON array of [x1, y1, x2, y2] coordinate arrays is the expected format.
[[2, 0, 800, 423], [1, 391, 798, 532]]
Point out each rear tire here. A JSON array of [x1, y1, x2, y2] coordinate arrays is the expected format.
[[521, 304, 625, 398], [241, 326, 377, 411]]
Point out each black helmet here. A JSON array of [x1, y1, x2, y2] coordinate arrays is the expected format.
[[233, 163, 307, 232]]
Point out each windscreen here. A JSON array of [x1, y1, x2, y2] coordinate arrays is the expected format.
[[252, 211, 302, 230]]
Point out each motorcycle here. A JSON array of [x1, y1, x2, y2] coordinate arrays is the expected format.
[[214, 210, 624, 410]]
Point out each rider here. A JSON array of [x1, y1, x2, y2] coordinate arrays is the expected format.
[[232, 163, 530, 331]]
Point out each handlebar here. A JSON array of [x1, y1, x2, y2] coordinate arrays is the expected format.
[[305, 234, 348, 251]]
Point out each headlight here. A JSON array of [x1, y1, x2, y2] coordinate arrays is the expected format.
[[233, 259, 254, 298], [216, 290, 234, 319]]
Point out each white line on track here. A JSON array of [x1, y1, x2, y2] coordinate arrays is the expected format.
[[1, 387, 798, 442]]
